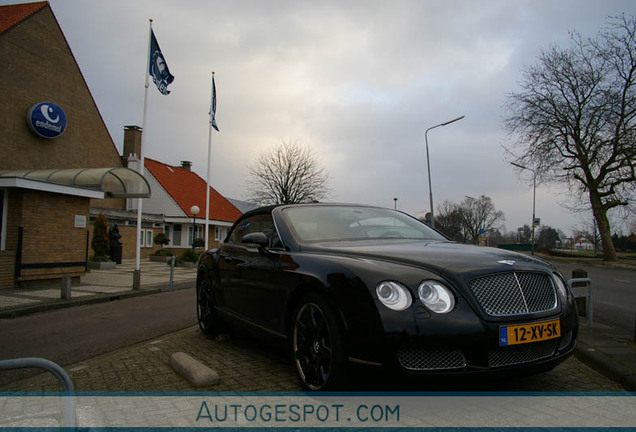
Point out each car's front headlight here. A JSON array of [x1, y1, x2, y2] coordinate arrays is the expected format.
[[376, 281, 412, 311], [552, 272, 569, 299], [418, 280, 455, 313]]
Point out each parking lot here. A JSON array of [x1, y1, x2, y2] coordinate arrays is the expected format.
[[0, 321, 626, 393]]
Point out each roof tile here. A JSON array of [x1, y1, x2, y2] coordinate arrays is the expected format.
[[145, 158, 242, 223], [0, 1, 48, 35]]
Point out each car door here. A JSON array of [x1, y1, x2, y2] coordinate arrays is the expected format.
[[217, 213, 287, 331]]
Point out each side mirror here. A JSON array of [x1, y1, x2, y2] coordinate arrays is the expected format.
[[241, 232, 269, 248]]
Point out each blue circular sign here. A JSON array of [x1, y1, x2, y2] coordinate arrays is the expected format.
[[27, 102, 67, 139]]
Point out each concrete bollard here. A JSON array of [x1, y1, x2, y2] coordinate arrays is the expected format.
[[169, 352, 219, 387], [170, 256, 175, 285], [133, 269, 141, 290], [61, 276, 72, 300]]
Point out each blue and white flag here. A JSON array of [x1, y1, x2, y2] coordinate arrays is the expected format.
[[210, 73, 219, 131], [149, 28, 174, 95]]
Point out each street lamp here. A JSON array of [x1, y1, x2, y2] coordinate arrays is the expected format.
[[511, 162, 536, 255], [425, 115, 465, 229], [190, 205, 200, 249]]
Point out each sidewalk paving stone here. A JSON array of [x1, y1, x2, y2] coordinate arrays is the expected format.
[[0, 324, 628, 393]]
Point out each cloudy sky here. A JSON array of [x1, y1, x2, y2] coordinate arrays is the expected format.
[[19, 0, 636, 234]]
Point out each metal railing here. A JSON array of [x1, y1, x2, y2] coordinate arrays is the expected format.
[[568, 277, 593, 326], [0, 357, 75, 428]]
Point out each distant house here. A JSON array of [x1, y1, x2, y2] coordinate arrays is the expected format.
[[121, 127, 242, 249], [228, 198, 260, 214], [573, 235, 594, 251], [143, 158, 241, 248]]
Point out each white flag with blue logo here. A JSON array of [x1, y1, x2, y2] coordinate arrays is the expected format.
[[149, 28, 174, 95]]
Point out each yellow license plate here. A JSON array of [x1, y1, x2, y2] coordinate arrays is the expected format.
[[499, 319, 560, 346]]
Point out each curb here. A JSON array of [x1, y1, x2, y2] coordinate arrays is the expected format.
[[0, 282, 193, 319], [575, 339, 636, 391]]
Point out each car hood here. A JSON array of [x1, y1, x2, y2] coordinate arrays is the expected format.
[[302, 240, 553, 277]]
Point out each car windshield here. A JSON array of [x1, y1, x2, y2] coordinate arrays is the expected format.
[[282, 205, 447, 242]]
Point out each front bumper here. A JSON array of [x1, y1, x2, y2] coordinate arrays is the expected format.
[[347, 295, 579, 377]]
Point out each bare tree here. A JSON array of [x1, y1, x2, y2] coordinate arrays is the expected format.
[[504, 15, 636, 261], [434, 201, 467, 242], [435, 196, 505, 244], [575, 219, 602, 254], [461, 196, 505, 244], [245, 140, 330, 205], [503, 230, 521, 244]]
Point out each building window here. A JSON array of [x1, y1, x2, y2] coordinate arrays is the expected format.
[[138, 229, 154, 248], [215, 226, 227, 242], [173, 224, 182, 246], [188, 225, 203, 246]]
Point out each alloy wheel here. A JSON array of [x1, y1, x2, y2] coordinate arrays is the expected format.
[[293, 302, 334, 390], [196, 278, 214, 334]]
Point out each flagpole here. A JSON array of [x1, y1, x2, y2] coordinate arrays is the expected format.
[[204, 72, 214, 250], [133, 18, 153, 290]]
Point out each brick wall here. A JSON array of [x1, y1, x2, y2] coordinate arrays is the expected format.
[[16, 190, 89, 283], [0, 190, 23, 288], [0, 251, 16, 289], [0, 5, 125, 173], [0, 189, 90, 287]]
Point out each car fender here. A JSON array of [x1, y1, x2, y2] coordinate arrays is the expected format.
[[280, 252, 451, 363]]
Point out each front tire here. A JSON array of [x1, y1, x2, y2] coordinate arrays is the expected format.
[[291, 293, 346, 390], [196, 275, 224, 337]]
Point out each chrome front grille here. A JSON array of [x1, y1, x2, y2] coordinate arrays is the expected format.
[[470, 271, 557, 316], [398, 347, 466, 371]]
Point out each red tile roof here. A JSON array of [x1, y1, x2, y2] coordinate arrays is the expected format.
[[0, 1, 47, 35], [145, 158, 242, 223]]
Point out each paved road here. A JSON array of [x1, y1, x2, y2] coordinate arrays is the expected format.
[[0, 288, 196, 387], [552, 260, 636, 331]]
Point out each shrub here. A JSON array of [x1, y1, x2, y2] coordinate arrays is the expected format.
[[154, 232, 170, 246], [192, 237, 205, 248], [152, 249, 174, 256], [178, 249, 200, 263], [91, 214, 110, 261]]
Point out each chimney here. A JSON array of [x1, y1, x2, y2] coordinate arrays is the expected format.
[[123, 125, 142, 158], [180, 161, 192, 171]]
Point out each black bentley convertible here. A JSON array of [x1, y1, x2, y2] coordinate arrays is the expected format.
[[196, 203, 578, 390]]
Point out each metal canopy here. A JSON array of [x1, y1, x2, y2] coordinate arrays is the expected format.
[[0, 167, 151, 198]]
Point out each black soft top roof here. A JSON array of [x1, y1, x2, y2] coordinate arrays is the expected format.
[[234, 204, 279, 222]]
